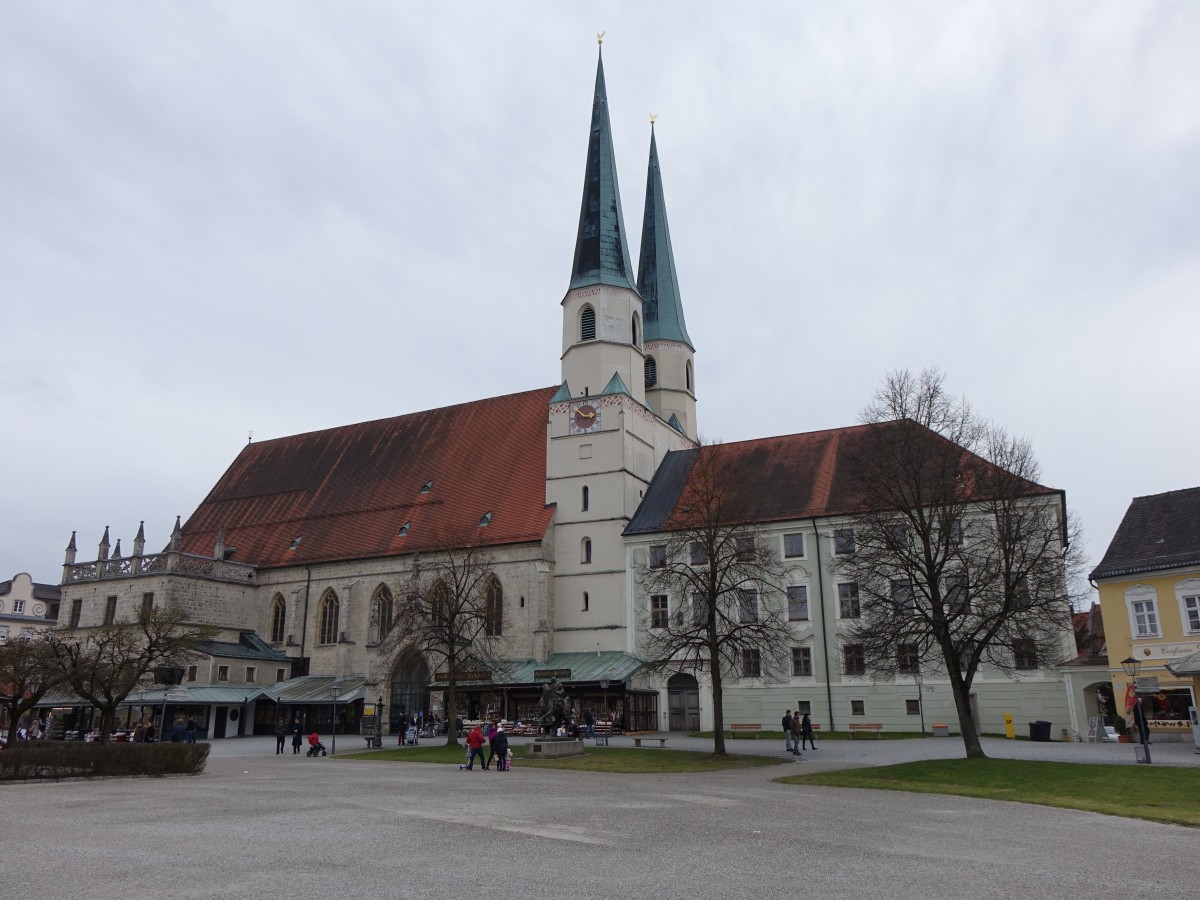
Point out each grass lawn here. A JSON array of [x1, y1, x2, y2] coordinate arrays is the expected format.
[[341, 743, 785, 773], [777, 758, 1200, 828]]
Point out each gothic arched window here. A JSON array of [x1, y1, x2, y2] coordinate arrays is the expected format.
[[485, 577, 503, 637], [269, 594, 286, 643], [580, 305, 597, 342], [632, 313, 640, 347], [645, 355, 658, 388], [319, 589, 340, 645], [582, 538, 592, 564], [686, 360, 693, 392], [372, 584, 394, 642], [582, 485, 589, 512]]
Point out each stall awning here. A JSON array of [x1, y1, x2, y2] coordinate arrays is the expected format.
[[264, 674, 365, 705], [1165, 651, 1200, 677], [428, 652, 645, 689]]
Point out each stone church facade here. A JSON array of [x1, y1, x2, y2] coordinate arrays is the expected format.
[[56, 47, 1073, 738]]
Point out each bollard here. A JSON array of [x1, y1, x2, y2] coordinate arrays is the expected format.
[[1003, 712, 1014, 739]]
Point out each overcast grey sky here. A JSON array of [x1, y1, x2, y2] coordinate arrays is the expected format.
[[3, 2, 1197, 592]]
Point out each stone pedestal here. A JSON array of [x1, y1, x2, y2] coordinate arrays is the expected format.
[[527, 738, 585, 758]]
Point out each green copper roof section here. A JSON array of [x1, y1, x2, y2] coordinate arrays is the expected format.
[[637, 125, 693, 348], [568, 49, 637, 293], [550, 381, 572, 403], [600, 371, 629, 396], [667, 413, 685, 434]]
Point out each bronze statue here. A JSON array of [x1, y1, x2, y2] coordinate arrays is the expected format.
[[535, 677, 570, 735]]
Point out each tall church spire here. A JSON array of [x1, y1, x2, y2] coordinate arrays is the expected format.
[[568, 46, 637, 293], [638, 122, 692, 348]]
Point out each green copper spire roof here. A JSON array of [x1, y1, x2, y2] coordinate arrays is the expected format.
[[568, 49, 637, 293], [637, 124, 692, 348], [600, 371, 629, 396]]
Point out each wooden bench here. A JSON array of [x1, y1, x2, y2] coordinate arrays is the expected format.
[[631, 736, 668, 749], [848, 723, 884, 739], [729, 723, 762, 738]]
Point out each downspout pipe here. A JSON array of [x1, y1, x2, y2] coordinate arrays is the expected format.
[[300, 566, 313, 666], [810, 517, 835, 733]]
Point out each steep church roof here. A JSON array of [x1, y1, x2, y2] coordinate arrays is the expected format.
[[568, 48, 637, 293], [637, 124, 692, 347], [626, 422, 1058, 534], [179, 387, 557, 569]]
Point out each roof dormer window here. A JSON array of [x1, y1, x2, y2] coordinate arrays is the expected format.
[[420, 480, 433, 493], [288, 537, 302, 551], [398, 522, 411, 536], [479, 511, 493, 527]]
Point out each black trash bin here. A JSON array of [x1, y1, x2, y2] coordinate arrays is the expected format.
[[1028, 720, 1051, 742]]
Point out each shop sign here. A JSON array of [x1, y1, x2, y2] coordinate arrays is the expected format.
[[1134, 676, 1159, 693], [533, 668, 572, 680], [434, 669, 492, 682]]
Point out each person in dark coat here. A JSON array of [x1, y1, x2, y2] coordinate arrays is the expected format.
[[782, 710, 794, 754], [493, 726, 510, 771], [291, 716, 304, 755], [171, 717, 186, 743], [186, 716, 198, 743], [274, 718, 287, 754], [800, 713, 816, 750]]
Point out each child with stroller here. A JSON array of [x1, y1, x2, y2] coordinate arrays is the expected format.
[[307, 732, 328, 757]]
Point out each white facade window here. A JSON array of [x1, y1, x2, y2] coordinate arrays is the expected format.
[[648, 545, 667, 569], [1175, 579, 1200, 634], [833, 528, 855, 555], [791, 646, 812, 676], [246, 666, 257, 683], [787, 586, 809, 621], [13, 600, 25, 614], [1125, 586, 1160, 638], [783, 533, 805, 558], [838, 583, 860, 619], [0, 625, 8, 642], [650, 595, 669, 630], [218, 666, 229, 682]]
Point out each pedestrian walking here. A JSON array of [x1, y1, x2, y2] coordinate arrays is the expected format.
[[186, 716, 198, 743], [782, 710, 795, 754], [493, 726, 510, 771], [484, 721, 498, 769], [275, 718, 287, 754], [800, 713, 816, 750], [172, 716, 186, 743], [789, 712, 803, 755], [462, 724, 486, 770]]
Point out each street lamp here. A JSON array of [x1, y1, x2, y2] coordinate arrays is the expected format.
[[242, 696, 248, 738], [1120, 656, 1141, 678], [375, 695, 384, 749], [914, 670, 926, 736], [1120, 656, 1152, 763], [330, 683, 339, 756]]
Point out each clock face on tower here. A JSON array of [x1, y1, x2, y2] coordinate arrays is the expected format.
[[569, 401, 601, 434]]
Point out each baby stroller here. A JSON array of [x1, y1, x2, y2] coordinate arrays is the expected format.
[[404, 725, 419, 746], [306, 733, 328, 757]]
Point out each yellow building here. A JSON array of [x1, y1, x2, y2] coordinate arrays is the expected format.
[[1091, 487, 1200, 740]]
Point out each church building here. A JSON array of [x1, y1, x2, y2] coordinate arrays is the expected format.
[[55, 46, 1074, 739]]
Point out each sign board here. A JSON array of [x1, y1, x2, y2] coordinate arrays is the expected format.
[[434, 669, 492, 682], [533, 668, 572, 680], [1134, 676, 1160, 694], [164, 687, 188, 702], [1087, 716, 1102, 742], [364, 705, 375, 717]]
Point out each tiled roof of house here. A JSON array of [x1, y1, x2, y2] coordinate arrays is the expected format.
[[1090, 486, 1200, 580], [626, 421, 1057, 534], [179, 387, 557, 569]]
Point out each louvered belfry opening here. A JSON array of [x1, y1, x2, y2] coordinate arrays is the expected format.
[[645, 355, 658, 388], [580, 305, 597, 341]]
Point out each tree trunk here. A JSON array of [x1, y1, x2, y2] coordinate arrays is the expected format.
[[710, 647, 727, 757], [444, 682, 459, 746], [950, 679, 986, 759], [97, 708, 115, 744]]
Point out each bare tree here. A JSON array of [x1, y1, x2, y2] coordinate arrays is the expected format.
[[636, 444, 792, 756], [0, 634, 70, 744], [378, 533, 508, 747], [47, 607, 215, 743], [835, 369, 1084, 758]]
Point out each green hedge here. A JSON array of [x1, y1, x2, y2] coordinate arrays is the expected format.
[[0, 741, 211, 781]]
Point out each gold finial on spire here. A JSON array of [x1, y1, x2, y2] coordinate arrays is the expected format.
[[597, 31, 606, 45], [649, 113, 658, 125]]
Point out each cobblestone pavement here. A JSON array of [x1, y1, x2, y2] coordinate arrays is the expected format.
[[3, 732, 1194, 899]]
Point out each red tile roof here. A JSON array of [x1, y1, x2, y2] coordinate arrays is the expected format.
[[179, 387, 557, 569], [627, 421, 1057, 533]]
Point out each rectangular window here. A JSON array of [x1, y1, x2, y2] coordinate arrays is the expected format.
[[141, 593, 154, 614], [104, 595, 118, 626], [648, 545, 667, 569], [906, 699, 921, 715], [187, 665, 198, 683], [843, 643, 866, 676], [796, 701, 812, 716], [13, 600, 25, 614], [737, 589, 759, 624], [833, 528, 855, 555], [1013, 639, 1038, 669], [891, 578, 915, 615], [69, 598, 82, 628], [783, 532, 805, 558], [246, 666, 256, 683], [945, 572, 969, 617], [692, 593, 709, 627], [0, 626, 8, 643], [1185, 595, 1200, 633], [959, 639, 976, 673], [791, 646, 813, 677], [787, 586, 809, 621], [217, 665, 229, 682], [888, 524, 909, 549], [741, 648, 761, 678], [20, 627, 34, 639], [838, 583, 860, 619], [276, 668, 286, 683], [650, 595, 669, 630], [1000, 513, 1022, 540], [850, 699, 865, 716], [897, 643, 920, 674], [1008, 573, 1031, 610], [1131, 599, 1158, 637], [944, 517, 963, 547], [690, 542, 710, 566], [736, 536, 755, 561]]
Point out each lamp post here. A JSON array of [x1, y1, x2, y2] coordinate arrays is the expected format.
[[330, 683, 339, 756], [1120, 656, 1151, 763], [914, 670, 926, 736], [375, 695, 384, 749], [242, 696, 248, 738]]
